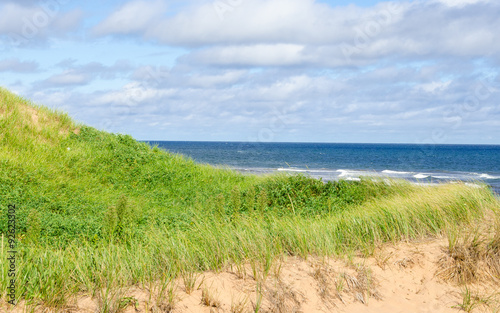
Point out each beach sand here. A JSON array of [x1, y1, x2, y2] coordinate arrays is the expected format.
[[5, 237, 498, 313]]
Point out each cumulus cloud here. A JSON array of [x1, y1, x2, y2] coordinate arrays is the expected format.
[[92, 0, 405, 48], [92, 82, 177, 106], [185, 44, 307, 67], [0, 1, 83, 47], [34, 60, 133, 89], [415, 81, 451, 94], [0, 58, 38, 72], [43, 71, 91, 86], [92, 0, 500, 67], [436, 0, 491, 8], [92, 0, 167, 36]]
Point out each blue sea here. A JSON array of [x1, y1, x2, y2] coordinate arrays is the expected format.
[[147, 142, 500, 194]]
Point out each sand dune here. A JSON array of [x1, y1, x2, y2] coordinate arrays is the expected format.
[[7, 237, 496, 313]]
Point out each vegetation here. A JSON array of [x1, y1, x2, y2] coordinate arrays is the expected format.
[[0, 87, 499, 311]]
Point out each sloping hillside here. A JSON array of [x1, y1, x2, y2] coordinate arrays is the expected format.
[[0, 87, 425, 245]]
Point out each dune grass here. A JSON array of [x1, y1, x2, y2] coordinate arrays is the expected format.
[[1, 87, 500, 310]]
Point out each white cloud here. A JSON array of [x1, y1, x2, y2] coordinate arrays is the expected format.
[[249, 75, 314, 101], [92, 0, 167, 35], [436, 0, 491, 8], [31, 90, 72, 108], [44, 71, 91, 86], [92, 0, 500, 67], [188, 44, 306, 66], [94, 0, 371, 45], [32, 61, 134, 89], [0, 2, 83, 46], [415, 81, 451, 94], [92, 82, 176, 106], [187, 70, 245, 88], [51, 9, 84, 32], [0, 58, 38, 72]]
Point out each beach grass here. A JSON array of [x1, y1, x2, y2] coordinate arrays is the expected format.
[[1, 87, 499, 310]]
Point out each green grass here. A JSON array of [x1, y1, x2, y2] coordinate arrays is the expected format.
[[1, 87, 499, 310]]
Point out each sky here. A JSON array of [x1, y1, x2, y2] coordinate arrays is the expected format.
[[0, 0, 499, 144]]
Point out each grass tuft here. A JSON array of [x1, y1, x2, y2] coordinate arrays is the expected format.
[[201, 285, 221, 308]]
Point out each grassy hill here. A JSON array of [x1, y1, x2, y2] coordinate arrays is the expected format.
[[1, 87, 499, 311]]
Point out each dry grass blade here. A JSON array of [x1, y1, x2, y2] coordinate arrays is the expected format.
[[374, 250, 393, 270], [339, 264, 381, 305], [231, 295, 249, 313], [485, 217, 500, 279], [311, 263, 335, 302], [437, 232, 484, 284], [342, 272, 360, 290], [265, 277, 304, 313], [394, 257, 415, 269], [201, 286, 221, 308]]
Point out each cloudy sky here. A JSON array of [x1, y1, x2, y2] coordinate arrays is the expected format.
[[1, 0, 499, 144]]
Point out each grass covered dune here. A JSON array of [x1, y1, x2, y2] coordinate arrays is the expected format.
[[1, 87, 499, 311]]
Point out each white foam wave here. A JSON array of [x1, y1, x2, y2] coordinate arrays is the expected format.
[[479, 174, 500, 179], [345, 177, 361, 181], [277, 168, 307, 173], [382, 170, 411, 175], [336, 169, 349, 177], [414, 173, 429, 179], [336, 170, 368, 178], [431, 175, 454, 179], [306, 169, 339, 174], [276, 168, 340, 175]]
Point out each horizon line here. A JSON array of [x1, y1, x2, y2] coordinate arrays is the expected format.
[[138, 140, 500, 146]]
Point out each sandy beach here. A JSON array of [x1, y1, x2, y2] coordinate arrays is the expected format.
[[6, 237, 498, 313]]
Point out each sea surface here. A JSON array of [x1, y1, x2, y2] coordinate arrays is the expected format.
[[147, 141, 500, 194]]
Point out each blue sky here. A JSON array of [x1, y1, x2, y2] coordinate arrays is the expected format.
[[1, 0, 499, 144]]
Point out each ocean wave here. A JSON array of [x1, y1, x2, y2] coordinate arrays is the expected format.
[[235, 167, 500, 186], [336, 169, 349, 177], [336, 169, 387, 179], [431, 175, 454, 179], [479, 173, 500, 179], [306, 169, 340, 174], [336, 169, 367, 178], [382, 170, 411, 174], [336, 169, 362, 178], [276, 168, 339, 175], [414, 173, 430, 179], [277, 168, 308, 173], [345, 177, 361, 181]]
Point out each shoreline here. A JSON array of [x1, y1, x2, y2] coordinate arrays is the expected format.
[[230, 166, 500, 194]]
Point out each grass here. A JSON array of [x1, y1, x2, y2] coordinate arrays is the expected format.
[[438, 210, 500, 285], [231, 295, 249, 313], [1, 87, 500, 310], [201, 285, 221, 308], [453, 287, 486, 313]]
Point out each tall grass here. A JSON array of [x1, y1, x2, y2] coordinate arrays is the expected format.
[[2, 184, 497, 308], [1, 87, 500, 309]]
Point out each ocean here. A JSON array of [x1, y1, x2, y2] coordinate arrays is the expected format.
[[147, 141, 500, 194]]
